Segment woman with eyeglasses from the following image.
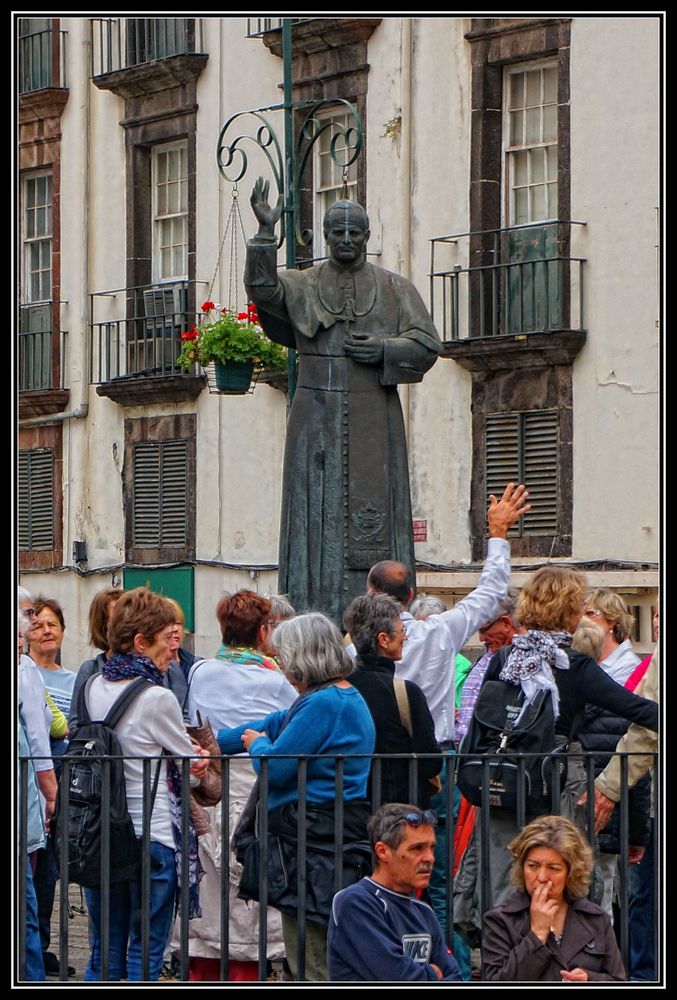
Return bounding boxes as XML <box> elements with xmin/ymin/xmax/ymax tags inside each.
<box><xmin>181</xmin><ymin>590</ymin><xmax>297</xmax><ymax>982</ymax></box>
<box><xmin>81</xmin><ymin>588</ymin><xmax>209</xmax><ymax>981</ymax></box>
<box><xmin>583</xmin><ymin>589</ymin><xmax>642</xmax><ymax>684</ymax></box>
<box><xmin>216</xmin><ymin>611</ymin><xmax>376</xmax><ymax>982</ymax></box>
<box><xmin>482</xmin><ymin>815</ymin><xmax>625</xmax><ymax>981</ymax></box>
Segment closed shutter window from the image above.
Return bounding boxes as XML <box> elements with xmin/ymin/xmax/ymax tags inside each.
<box><xmin>132</xmin><ymin>439</ymin><xmax>188</xmax><ymax>548</ymax></box>
<box><xmin>485</xmin><ymin>410</ymin><xmax>559</xmax><ymax>536</ymax></box>
<box><xmin>18</xmin><ymin>449</ymin><xmax>54</xmax><ymax>550</ymax></box>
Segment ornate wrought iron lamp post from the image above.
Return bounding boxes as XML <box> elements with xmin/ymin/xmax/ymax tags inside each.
<box><xmin>215</xmin><ymin>18</ymin><xmax>363</xmax><ymax>400</ymax></box>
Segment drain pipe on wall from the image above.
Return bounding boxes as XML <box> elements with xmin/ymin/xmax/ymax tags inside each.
<box><xmin>399</xmin><ymin>18</ymin><xmax>413</xmax><ymax>442</ymax></box>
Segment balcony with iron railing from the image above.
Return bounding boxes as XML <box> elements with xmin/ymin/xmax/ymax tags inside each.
<box><xmin>89</xmin><ymin>282</ymin><xmax>206</xmax><ymax>405</ymax></box>
<box><xmin>18</xmin><ymin>26</ymin><xmax>68</xmax><ymax>94</ymax></box>
<box><xmin>430</xmin><ymin>221</ymin><xmax>588</xmax><ymax>371</ymax></box>
<box><xmin>91</xmin><ymin>17</ymin><xmax>204</xmax><ymax>78</ymax></box>
<box><xmin>246</xmin><ymin>17</ymin><xmax>316</xmax><ymax>36</ymax></box>
<box><xmin>18</xmin><ymin>303</ymin><xmax>70</xmax><ymax>418</ymax></box>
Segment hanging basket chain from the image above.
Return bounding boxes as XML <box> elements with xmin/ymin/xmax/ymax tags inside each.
<box><xmin>206</xmin><ymin>184</ymin><xmax>250</xmax><ymax>312</ymax></box>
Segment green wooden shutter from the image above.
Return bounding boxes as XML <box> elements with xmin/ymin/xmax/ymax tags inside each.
<box><xmin>485</xmin><ymin>410</ymin><xmax>559</xmax><ymax>537</ymax></box>
<box><xmin>18</xmin><ymin>449</ymin><xmax>54</xmax><ymax>550</ymax></box>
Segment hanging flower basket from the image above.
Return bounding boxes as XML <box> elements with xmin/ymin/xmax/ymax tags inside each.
<box><xmin>213</xmin><ymin>359</ymin><xmax>255</xmax><ymax>394</ymax></box>
<box><xmin>177</xmin><ymin>301</ymin><xmax>287</xmax><ymax>396</ymax></box>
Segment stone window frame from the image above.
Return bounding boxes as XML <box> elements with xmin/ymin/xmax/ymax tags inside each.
<box><xmin>123</xmin><ymin>414</ymin><xmax>196</xmax><ymax>565</ymax></box>
<box><xmin>466</xmin><ymin>17</ymin><xmax>571</xmax><ymax>238</ymax></box>
<box><xmin>464</xmin><ymin>19</ymin><xmax>574</xmax><ymax>559</ymax></box>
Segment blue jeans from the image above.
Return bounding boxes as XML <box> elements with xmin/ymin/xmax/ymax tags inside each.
<box><xmin>427</xmin><ymin>751</ymin><xmax>472</xmax><ymax>981</ymax></box>
<box><xmin>22</xmin><ymin>855</ymin><xmax>45</xmax><ymax>981</ymax></box>
<box><xmin>628</xmin><ymin>819</ymin><xmax>656</xmax><ymax>980</ymax></box>
<box><xmin>84</xmin><ymin>841</ymin><xmax>177</xmax><ymax>981</ymax></box>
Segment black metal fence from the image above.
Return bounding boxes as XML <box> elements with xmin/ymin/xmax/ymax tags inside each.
<box><xmin>18</xmin><ymin>749</ymin><xmax>659</xmax><ymax>983</ymax></box>
<box><xmin>18</xmin><ymin>26</ymin><xmax>68</xmax><ymax>93</ymax></box>
<box><xmin>429</xmin><ymin>221</ymin><xmax>587</xmax><ymax>343</ymax></box>
<box><xmin>89</xmin><ymin>282</ymin><xmax>200</xmax><ymax>383</ymax></box>
<box><xmin>90</xmin><ymin>18</ymin><xmax>203</xmax><ymax>77</ymax></box>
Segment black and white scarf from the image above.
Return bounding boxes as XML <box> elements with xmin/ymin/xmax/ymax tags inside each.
<box><xmin>499</xmin><ymin>630</ymin><xmax>573</xmax><ymax>719</ymax></box>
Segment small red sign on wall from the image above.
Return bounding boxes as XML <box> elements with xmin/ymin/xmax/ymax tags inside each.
<box><xmin>413</xmin><ymin>519</ymin><xmax>428</xmax><ymax>542</ymax></box>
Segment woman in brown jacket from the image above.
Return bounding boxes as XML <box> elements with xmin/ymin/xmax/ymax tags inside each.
<box><xmin>482</xmin><ymin>815</ymin><xmax>625</xmax><ymax>982</ymax></box>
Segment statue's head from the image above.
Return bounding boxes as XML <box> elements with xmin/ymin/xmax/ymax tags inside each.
<box><xmin>323</xmin><ymin>199</ymin><xmax>370</xmax><ymax>266</ymax></box>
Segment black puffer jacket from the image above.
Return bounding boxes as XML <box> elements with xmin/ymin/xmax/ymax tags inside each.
<box><xmin>577</xmin><ymin>705</ymin><xmax>651</xmax><ymax>852</ymax></box>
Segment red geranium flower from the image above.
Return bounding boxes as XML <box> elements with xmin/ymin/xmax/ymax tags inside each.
<box><xmin>201</xmin><ymin>300</ymin><xmax>216</xmax><ymax>313</ymax></box>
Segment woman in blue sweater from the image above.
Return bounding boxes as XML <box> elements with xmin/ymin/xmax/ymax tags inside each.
<box><xmin>217</xmin><ymin>612</ymin><xmax>375</xmax><ymax>981</ymax></box>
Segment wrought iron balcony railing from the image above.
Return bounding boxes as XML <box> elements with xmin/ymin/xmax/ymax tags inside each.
<box><xmin>89</xmin><ymin>281</ymin><xmax>202</xmax><ymax>384</ymax></box>
<box><xmin>246</xmin><ymin>17</ymin><xmax>315</xmax><ymax>37</ymax></box>
<box><xmin>429</xmin><ymin>221</ymin><xmax>587</xmax><ymax>343</ymax></box>
<box><xmin>91</xmin><ymin>18</ymin><xmax>203</xmax><ymax>77</ymax></box>
<box><xmin>18</xmin><ymin>27</ymin><xmax>67</xmax><ymax>93</ymax></box>
<box><xmin>18</xmin><ymin>304</ymin><xmax>68</xmax><ymax>391</ymax></box>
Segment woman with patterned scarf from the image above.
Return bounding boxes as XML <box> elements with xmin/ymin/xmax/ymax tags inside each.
<box><xmin>182</xmin><ymin>591</ymin><xmax>297</xmax><ymax>981</ymax></box>
<box><xmin>82</xmin><ymin>588</ymin><xmax>209</xmax><ymax>981</ymax></box>
<box><xmin>468</xmin><ymin>566</ymin><xmax>658</xmax><ymax>927</ymax></box>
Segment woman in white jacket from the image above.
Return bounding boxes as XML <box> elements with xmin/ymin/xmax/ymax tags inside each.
<box><xmin>82</xmin><ymin>588</ymin><xmax>208</xmax><ymax>982</ymax></box>
<box><xmin>183</xmin><ymin>590</ymin><xmax>297</xmax><ymax>982</ymax></box>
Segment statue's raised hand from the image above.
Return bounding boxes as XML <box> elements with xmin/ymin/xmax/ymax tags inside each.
<box><xmin>251</xmin><ymin>176</ymin><xmax>283</xmax><ymax>238</ymax></box>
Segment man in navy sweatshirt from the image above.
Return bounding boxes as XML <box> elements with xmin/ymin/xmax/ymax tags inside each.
<box><xmin>328</xmin><ymin>803</ymin><xmax>462</xmax><ymax>981</ymax></box>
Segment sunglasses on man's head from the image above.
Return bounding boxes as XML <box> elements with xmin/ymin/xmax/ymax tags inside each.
<box><xmin>385</xmin><ymin>809</ymin><xmax>437</xmax><ymax>833</ymax></box>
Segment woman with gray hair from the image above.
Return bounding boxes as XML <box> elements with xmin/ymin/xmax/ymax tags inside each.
<box><xmin>216</xmin><ymin>612</ymin><xmax>375</xmax><ymax>981</ymax></box>
<box><xmin>344</xmin><ymin>593</ymin><xmax>440</xmax><ymax>807</ymax></box>
<box><xmin>583</xmin><ymin>589</ymin><xmax>641</xmax><ymax>684</ymax></box>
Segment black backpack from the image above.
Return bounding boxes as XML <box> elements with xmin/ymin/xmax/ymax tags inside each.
<box><xmin>456</xmin><ymin>676</ymin><xmax>566</xmax><ymax>814</ymax></box>
<box><xmin>55</xmin><ymin>675</ymin><xmax>153</xmax><ymax>887</ymax></box>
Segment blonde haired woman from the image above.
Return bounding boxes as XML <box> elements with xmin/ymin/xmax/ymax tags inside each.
<box><xmin>482</xmin><ymin>815</ymin><xmax>625</xmax><ymax>981</ymax></box>
<box><xmin>584</xmin><ymin>589</ymin><xmax>641</xmax><ymax>684</ymax></box>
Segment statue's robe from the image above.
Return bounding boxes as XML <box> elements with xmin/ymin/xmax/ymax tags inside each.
<box><xmin>246</xmin><ymin>239</ymin><xmax>441</xmax><ymax>623</ymax></box>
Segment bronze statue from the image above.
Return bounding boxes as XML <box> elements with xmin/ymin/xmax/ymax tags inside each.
<box><xmin>245</xmin><ymin>177</ymin><xmax>441</xmax><ymax>622</ymax></box>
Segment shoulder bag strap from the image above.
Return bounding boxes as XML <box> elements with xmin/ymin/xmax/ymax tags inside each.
<box><xmin>393</xmin><ymin>678</ymin><xmax>413</xmax><ymax>738</ymax></box>
<box><xmin>183</xmin><ymin>658</ymin><xmax>208</xmax><ymax>713</ymax></box>
<box><xmin>103</xmin><ymin>676</ymin><xmax>154</xmax><ymax>729</ymax></box>
<box><xmin>625</xmin><ymin>654</ymin><xmax>652</xmax><ymax>693</ymax></box>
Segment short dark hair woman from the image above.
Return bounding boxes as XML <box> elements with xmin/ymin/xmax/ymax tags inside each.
<box><xmin>482</xmin><ymin>815</ymin><xmax>625</xmax><ymax>981</ymax></box>
<box><xmin>343</xmin><ymin>593</ymin><xmax>440</xmax><ymax>807</ymax></box>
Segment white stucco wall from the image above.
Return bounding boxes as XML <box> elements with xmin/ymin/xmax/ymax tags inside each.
<box><xmin>19</xmin><ymin>16</ymin><xmax>661</xmax><ymax>670</ymax></box>
<box><xmin>569</xmin><ymin>16</ymin><xmax>660</xmax><ymax>562</ymax></box>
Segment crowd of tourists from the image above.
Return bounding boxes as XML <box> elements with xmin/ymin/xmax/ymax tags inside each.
<box><xmin>17</xmin><ymin>485</ymin><xmax>659</xmax><ymax>983</ymax></box>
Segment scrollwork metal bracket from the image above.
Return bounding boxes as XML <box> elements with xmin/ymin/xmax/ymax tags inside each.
<box><xmin>216</xmin><ymin>98</ymin><xmax>363</xmax><ymax>251</ymax></box>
